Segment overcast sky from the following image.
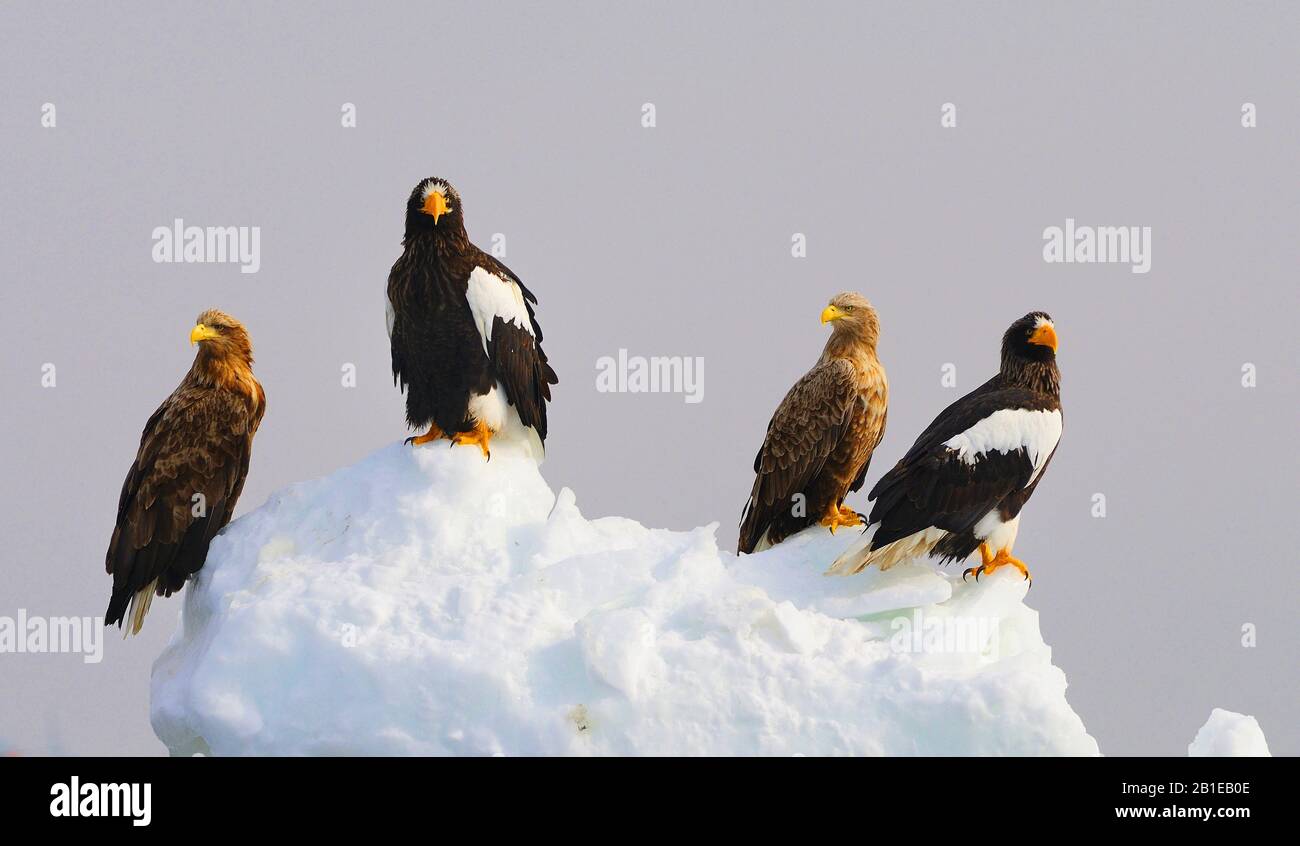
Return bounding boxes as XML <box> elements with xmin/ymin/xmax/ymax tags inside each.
<box><xmin>0</xmin><ymin>1</ymin><xmax>1296</xmax><ymax>755</ymax></box>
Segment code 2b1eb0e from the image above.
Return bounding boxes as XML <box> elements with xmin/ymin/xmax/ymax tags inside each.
<box><xmin>1123</xmin><ymin>782</ymin><xmax>1251</xmax><ymax>796</ymax></box>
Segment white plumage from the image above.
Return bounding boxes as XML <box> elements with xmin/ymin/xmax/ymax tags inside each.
<box><xmin>468</xmin><ymin>383</ymin><xmax>509</xmax><ymax>433</ymax></box>
<box><xmin>465</xmin><ymin>266</ymin><xmax>535</xmax><ymax>355</ymax></box>
<box><xmin>943</xmin><ymin>408</ymin><xmax>1062</xmax><ymax>485</ymax></box>
<box><xmin>421</xmin><ymin>179</ymin><xmax>452</xmax><ymax>201</ymax></box>
<box><xmin>973</xmin><ymin>511</ymin><xmax>1021</xmax><ymax>554</ymax></box>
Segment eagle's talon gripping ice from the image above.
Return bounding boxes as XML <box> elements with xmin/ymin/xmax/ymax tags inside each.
<box><xmin>406</xmin><ymin>422</ymin><xmax>446</xmax><ymax>447</ymax></box>
<box><xmin>963</xmin><ymin>543</ymin><xmax>1032</xmax><ymax>584</ymax></box>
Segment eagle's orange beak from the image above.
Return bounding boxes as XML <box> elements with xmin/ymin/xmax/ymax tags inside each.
<box><xmin>421</xmin><ymin>191</ymin><xmax>450</xmax><ymax>224</ymax></box>
<box><xmin>1029</xmin><ymin>322</ymin><xmax>1058</xmax><ymax>352</ymax></box>
<box><xmin>821</xmin><ymin>305</ymin><xmax>842</xmax><ymax>324</ymax></box>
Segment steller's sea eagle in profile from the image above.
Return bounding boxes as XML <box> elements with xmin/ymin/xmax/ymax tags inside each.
<box><xmin>387</xmin><ymin>177</ymin><xmax>557</xmax><ymax>460</ymax></box>
<box><xmin>827</xmin><ymin>312</ymin><xmax>1061</xmax><ymax>582</ymax></box>
<box><xmin>738</xmin><ymin>292</ymin><xmax>889</xmax><ymax>554</ymax></box>
<box><xmin>105</xmin><ymin>309</ymin><xmax>265</xmax><ymax>635</ymax></box>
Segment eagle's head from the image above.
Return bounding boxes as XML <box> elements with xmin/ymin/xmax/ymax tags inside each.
<box><xmin>1004</xmin><ymin>311</ymin><xmax>1058</xmax><ymax>364</ymax></box>
<box><xmin>190</xmin><ymin>309</ymin><xmax>253</xmax><ymax>365</ymax></box>
<box><xmin>820</xmin><ymin>292</ymin><xmax>879</xmax><ymax>342</ymax></box>
<box><xmin>998</xmin><ymin>310</ymin><xmax>1060</xmax><ymax>374</ymax></box>
<box><xmin>405</xmin><ymin>177</ymin><xmax>464</xmax><ymax>234</ymax></box>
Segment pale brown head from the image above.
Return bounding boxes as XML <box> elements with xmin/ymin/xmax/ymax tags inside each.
<box><xmin>190</xmin><ymin>309</ymin><xmax>253</xmax><ymax>367</ymax></box>
<box><xmin>819</xmin><ymin>292</ymin><xmax>879</xmax><ymax>347</ymax></box>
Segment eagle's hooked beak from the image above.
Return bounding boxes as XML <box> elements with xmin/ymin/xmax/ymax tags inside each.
<box><xmin>421</xmin><ymin>191</ymin><xmax>450</xmax><ymax>224</ymax></box>
<box><xmin>820</xmin><ymin>305</ymin><xmax>843</xmax><ymax>324</ymax></box>
<box><xmin>190</xmin><ymin>324</ymin><xmax>219</xmax><ymax>346</ymax></box>
<box><xmin>1029</xmin><ymin>322</ymin><xmax>1058</xmax><ymax>352</ymax></box>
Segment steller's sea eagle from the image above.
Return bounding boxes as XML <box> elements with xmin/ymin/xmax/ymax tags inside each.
<box><xmin>738</xmin><ymin>292</ymin><xmax>889</xmax><ymax>554</ymax></box>
<box><xmin>105</xmin><ymin>309</ymin><xmax>265</xmax><ymax>634</ymax></box>
<box><xmin>387</xmin><ymin>177</ymin><xmax>557</xmax><ymax>459</ymax></box>
<box><xmin>827</xmin><ymin>312</ymin><xmax>1061</xmax><ymax>582</ymax></box>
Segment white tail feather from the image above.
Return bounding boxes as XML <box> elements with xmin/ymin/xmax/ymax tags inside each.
<box><xmin>826</xmin><ymin>525</ymin><xmax>947</xmax><ymax>576</ymax></box>
<box><xmin>126</xmin><ymin>580</ymin><xmax>157</xmax><ymax>637</ymax></box>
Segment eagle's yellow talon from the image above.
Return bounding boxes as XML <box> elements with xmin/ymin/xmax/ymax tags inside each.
<box><xmin>405</xmin><ymin>423</ymin><xmax>447</xmax><ymax>446</ymax></box>
<box><xmin>963</xmin><ymin>543</ymin><xmax>1032</xmax><ymax>583</ymax></box>
<box><xmin>837</xmin><ymin>504</ymin><xmax>858</xmax><ymax>520</ymax></box>
<box><xmin>820</xmin><ymin>506</ymin><xmax>862</xmax><ymax>534</ymax></box>
<box><xmin>451</xmin><ymin>421</ymin><xmax>493</xmax><ymax>460</ymax></box>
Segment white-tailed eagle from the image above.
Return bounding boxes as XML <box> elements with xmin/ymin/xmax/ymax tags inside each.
<box><xmin>739</xmin><ymin>293</ymin><xmax>888</xmax><ymax>553</ymax></box>
<box><xmin>105</xmin><ymin>310</ymin><xmax>265</xmax><ymax>634</ymax></box>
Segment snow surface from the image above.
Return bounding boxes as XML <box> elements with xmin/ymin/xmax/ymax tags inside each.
<box><xmin>1187</xmin><ymin>709</ymin><xmax>1271</xmax><ymax>757</ymax></box>
<box><xmin>151</xmin><ymin>437</ymin><xmax>1101</xmax><ymax>756</ymax></box>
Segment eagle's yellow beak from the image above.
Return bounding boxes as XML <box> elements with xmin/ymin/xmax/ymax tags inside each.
<box><xmin>421</xmin><ymin>191</ymin><xmax>450</xmax><ymax>224</ymax></box>
<box><xmin>821</xmin><ymin>305</ymin><xmax>842</xmax><ymax>324</ymax></box>
<box><xmin>190</xmin><ymin>324</ymin><xmax>219</xmax><ymax>346</ymax></box>
<box><xmin>1029</xmin><ymin>322</ymin><xmax>1058</xmax><ymax>352</ymax></box>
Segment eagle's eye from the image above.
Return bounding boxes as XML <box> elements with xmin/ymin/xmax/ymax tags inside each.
<box><xmin>841</xmin><ymin>305</ymin><xmax>855</xmax><ymax>312</ymax></box>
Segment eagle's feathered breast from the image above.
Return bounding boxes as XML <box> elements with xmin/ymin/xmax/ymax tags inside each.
<box><xmin>388</xmin><ymin>243</ymin><xmax>495</xmax><ymax>431</ymax></box>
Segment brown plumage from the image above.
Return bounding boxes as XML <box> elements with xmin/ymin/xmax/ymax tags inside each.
<box><xmin>104</xmin><ymin>309</ymin><xmax>265</xmax><ymax>635</ymax></box>
<box><xmin>738</xmin><ymin>293</ymin><xmax>888</xmax><ymax>554</ymax></box>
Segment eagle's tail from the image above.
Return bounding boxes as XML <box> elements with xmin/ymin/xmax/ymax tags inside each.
<box><xmin>105</xmin><ymin>579</ymin><xmax>157</xmax><ymax>637</ymax></box>
<box><xmin>127</xmin><ymin>586</ymin><xmax>156</xmax><ymax>636</ymax></box>
<box><xmin>826</xmin><ymin>525</ymin><xmax>945</xmax><ymax>576</ymax></box>
<box><xmin>521</xmin><ymin>425</ymin><xmax>545</xmax><ymax>464</ymax></box>
<box><xmin>825</xmin><ymin>524</ymin><xmax>879</xmax><ymax>575</ymax></box>
<box><xmin>748</xmin><ymin>528</ymin><xmax>773</xmax><ymax>554</ymax></box>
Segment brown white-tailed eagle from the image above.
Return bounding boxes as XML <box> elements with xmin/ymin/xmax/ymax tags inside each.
<box><xmin>739</xmin><ymin>292</ymin><xmax>889</xmax><ymax>554</ymax></box>
<box><xmin>105</xmin><ymin>309</ymin><xmax>265</xmax><ymax>634</ymax></box>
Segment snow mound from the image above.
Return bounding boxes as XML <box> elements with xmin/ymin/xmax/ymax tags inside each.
<box><xmin>1187</xmin><ymin>709</ymin><xmax>1271</xmax><ymax>757</ymax></box>
<box><xmin>150</xmin><ymin>440</ymin><xmax>1098</xmax><ymax>756</ymax></box>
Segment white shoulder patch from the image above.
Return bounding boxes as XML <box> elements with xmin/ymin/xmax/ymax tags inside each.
<box><xmin>943</xmin><ymin>408</ymin><xmax>1062</xmax><ymax>485</ymax></box>
<box><xmin>465</xmin><ymin>266</ymin><xmax>535</xmax><ymax>355</ymax></box>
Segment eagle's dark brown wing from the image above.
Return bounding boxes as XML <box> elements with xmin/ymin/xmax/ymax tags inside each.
<box><xmin>866</xmin><ymin>384</ymin><xmax>1058</xmax><ymax>553</ymax></box>
<box><xmin>105</xmin><ymin>381</ymin><xmax>263</xmax><ymax>633</ymax></box>
<box><xmin>738</xmin><ymin>359</ymin><xmax>858</xmax><ymax>553</ymax></box>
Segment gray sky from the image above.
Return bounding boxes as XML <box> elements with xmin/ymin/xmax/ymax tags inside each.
<box><xmin>0</xmin><ymin>1</ymin><xmax>1296</xmax><ymax>756</ymax></box>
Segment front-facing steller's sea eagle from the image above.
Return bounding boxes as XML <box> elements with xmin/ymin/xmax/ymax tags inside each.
<box><xmin>828</xmin><ymin>312</ymin><xmax>1061</xmax><ymax>582</ymax></box>
<box><xmin>738</xmin><ymin>292</ymin><xmax>889</xmax><ymax>554</ymax></box>
<box><xmin>387</xmin><ymin>177</ymin><xmax>558</xmax><ymax>459</ymax></box>
<box><xmin>105</xmin><ymin>310</ymin><xmax>265</xmax><ymax>635</ymax></box>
